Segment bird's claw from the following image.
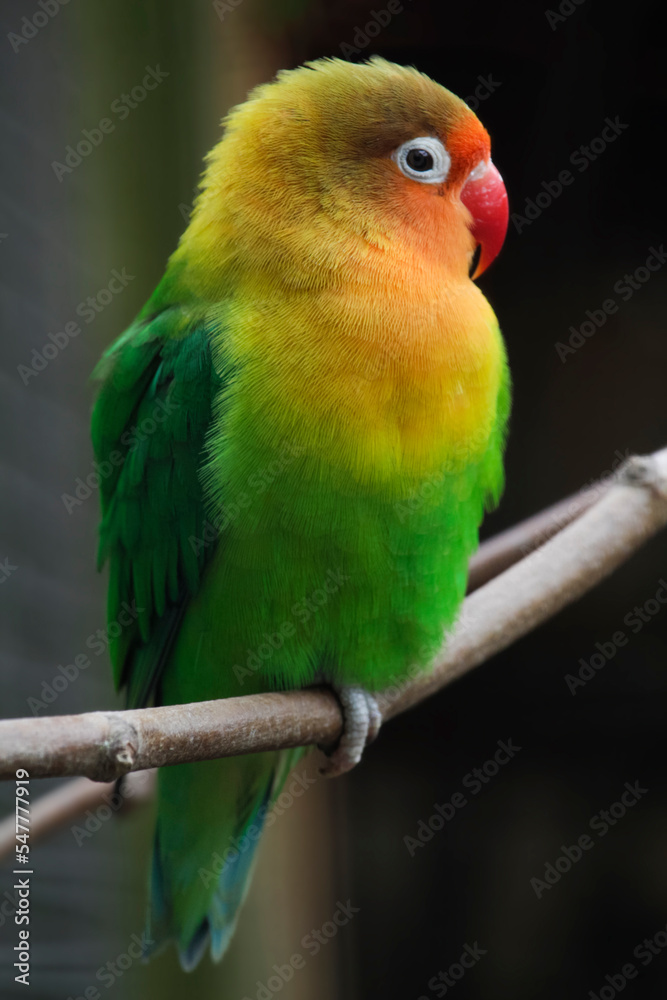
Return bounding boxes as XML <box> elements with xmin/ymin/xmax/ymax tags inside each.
<box><xmin>319</xmin><ymin>685</ymin><xmax>382</xmax><ymax>778</ymax></box>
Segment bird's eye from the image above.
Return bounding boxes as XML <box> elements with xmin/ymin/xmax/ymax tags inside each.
<box><xmin>406</xmin><ymin>148</ymin><xmax>434</xmax><ymax>171</ymax></box>
<box><xmin>392</xmin><ymin>136</ymin><xmax>450</xmax><ymax>184</ymax></box>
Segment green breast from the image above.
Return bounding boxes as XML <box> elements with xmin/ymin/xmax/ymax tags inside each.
<box><xmin>164</xmin><ymin>408</ymin><xmax>507</xmax><ymax>702</ymax></box>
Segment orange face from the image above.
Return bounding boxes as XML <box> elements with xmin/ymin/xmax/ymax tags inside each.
<box><xmin>344</xmin><ymin>97</ymin><xmax>506</xmax><ymax>282</ymax></box>
<box><xmin>179</xmin><ymin>57</ymin><xmax>507</xmax><ymax>297</ymax></box>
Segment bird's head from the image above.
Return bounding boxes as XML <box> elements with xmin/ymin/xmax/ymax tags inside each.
<box><xmin>178</xmin><ymin>57</ymin><xmax>508</xmax><ymax>294</ymax></box>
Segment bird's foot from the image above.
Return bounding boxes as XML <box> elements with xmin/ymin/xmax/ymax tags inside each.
<box><xmin>319</xmin><ymin>685</ymin><xmax>382</xmax><ymax>777</ymax></box>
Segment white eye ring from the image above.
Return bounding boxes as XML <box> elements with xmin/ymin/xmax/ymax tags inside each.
<box><xmin>392</xmin><ymin>136</ymin><xmax>451</xmax><ymax>184</ymax></box>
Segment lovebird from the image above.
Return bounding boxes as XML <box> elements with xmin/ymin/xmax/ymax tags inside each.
<box><xmin>92</xmin><ymin>57</ymin><xmax>510</xmax><ymax>969</ymax></box>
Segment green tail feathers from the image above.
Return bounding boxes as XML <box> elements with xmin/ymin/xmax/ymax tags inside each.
<box><xmin>147</xmin><ymin>750</ymin><xmax>302</xmax><ymax>969</ymax></box>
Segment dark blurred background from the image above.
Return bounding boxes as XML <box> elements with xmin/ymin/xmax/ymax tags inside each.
<box><xmin>1</xmin><ymin>0</ymin><xmax>666</xmax><ymax>997</ymax></box>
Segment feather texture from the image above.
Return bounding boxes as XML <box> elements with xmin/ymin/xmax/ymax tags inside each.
<box><xmin>93</xmin><ymin>57</ymin><xmax>510</xmax><ymax>967</ymax></box>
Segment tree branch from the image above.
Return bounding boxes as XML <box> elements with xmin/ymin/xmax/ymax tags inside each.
<box><xmin>2</xmin><ymin>449</ymin><xmax>666</xmax><ymax>781</ymax></box>
<box><xmin>0</xmin><ymin>771</ymin><xmax>155</xmax><ymax>860</ymax></box>
<box><xmin>466</xmin><ymin>478</ymin><xmax>610</xmax><ymax>591</ymax></box>
<box><xmin>1</xmin><ymin>449</ymin><xmax>666</xmax><ymax>856</ymax></box>
<box><xmin>0</xmin><ymin>484</ymin><xmax>592</xmax><ymax>859</ymax></box>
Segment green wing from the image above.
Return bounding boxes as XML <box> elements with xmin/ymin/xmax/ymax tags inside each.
<box><xmin>91</xmin><ymin>305</ymin><xmax>222</xmax><ymax>707</ymax></box>
<box><xmin>92</xmin><ymin>306</ymin><xmax>298</xmax><ymax>968</ymax></box>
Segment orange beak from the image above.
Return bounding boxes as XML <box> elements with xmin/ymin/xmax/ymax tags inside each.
<box><xmin>460</xmin><ymin>161</ymin><xmax>509</xmax><ymax>279</ymax></box>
